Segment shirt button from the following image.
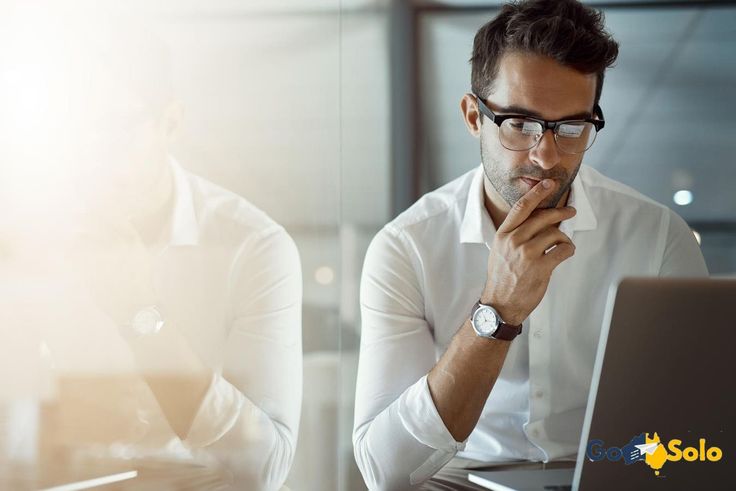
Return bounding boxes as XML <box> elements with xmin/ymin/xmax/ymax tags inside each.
<box><xmin>533</xmin><ymin>330</ymin><xmax>542</xmax><ymax>339</ymax></box>
<box><xmin>532</xmin><ymin>429</ymin><xmax>540</xmax><ymax>438</ymax></box>
<box><xmin>535</xmin><ymin>390</ymin><xmax>544</xmax><ymax>398</ymax></box>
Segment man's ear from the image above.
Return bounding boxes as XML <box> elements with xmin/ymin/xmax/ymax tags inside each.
<box><xmin>460</xmin><ymin>93</ymin><xmax>482</xmax><ymax>138</ymax></box>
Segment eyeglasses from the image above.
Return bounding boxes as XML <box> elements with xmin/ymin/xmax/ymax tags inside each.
<box><xmin>474</xmin><ymin>94</ymin><xmax>605</xmax><ymax>154</ymax></box>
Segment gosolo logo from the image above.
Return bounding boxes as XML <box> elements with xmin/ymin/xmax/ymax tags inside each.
<box><xmin>586</xmin><ymin>432</ymin><xmax>723</xmax><ymax>476</ymax></box>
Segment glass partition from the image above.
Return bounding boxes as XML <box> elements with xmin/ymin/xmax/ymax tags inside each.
<box><xmin>1</xmin><ymin>2</ymin><xmax>733</xmax><ymax>491</ymax></box>
<box><xmin>0</xmin><ymin>1</ymin><xmax>342</xmax><ymax>489</ymax></box>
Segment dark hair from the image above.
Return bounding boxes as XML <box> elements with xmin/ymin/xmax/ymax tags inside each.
<box><xmin>471</xmin><ymin>0</ymin><xmax>619</xmax><ymax>106</ymax></box>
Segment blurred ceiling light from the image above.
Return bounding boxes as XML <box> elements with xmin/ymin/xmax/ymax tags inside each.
<box><xmin>0</xmin><ymin>7</ymin><xmax>82</xmax><ymax>218</ymax></box>
<box><xmin>314</xmin><ymin>266</ymin><xmax>335</xmax><ymax>286</ymax></box>
<box><xmin>673</xmin><ymin>190</ymin><xmax>693</xmax><ymax>206</ymax></box>
<box><xmin>0</xmin><ymin>4</ymin><xmax>117</xmax><ymax>231</ymax></box>
<box><xmin>692</xmin><ymin>230</ymin><xmax>701</xmax><ymax>246</ymax></box>
<box><xmin>0</xmin><ymin>4</ymin><xmax>69</xmax><ymax>127</ymax></box>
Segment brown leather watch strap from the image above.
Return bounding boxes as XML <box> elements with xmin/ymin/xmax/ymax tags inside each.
<box><xmin>492</xmin><ymin>322</ymin><xmax>523</xmax><ymax>341</ymax></box>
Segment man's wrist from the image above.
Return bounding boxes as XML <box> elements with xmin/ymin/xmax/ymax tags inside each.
<box><xmin>479</xmin><ymin>291</ymin><xmax>524</xmax><ymax>326</ymax></box>
<box><xmin>118</xmin><ymin>305</ymin><xmax>165</xmax><ymax>344</ymax></box>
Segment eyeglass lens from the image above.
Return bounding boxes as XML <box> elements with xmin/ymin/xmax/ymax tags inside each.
<box><xmin>499</xmin><ymin>118</ymin><xmax>597</xmax><ymax>154</ymax></box>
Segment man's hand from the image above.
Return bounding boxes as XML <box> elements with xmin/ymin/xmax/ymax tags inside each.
<box><xmin>482</xmin><ymin>179</ymin><xmax>577</xmax><ymax>325</ymax></box>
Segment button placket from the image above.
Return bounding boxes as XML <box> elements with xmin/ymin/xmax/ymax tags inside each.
<box><xmin>528</xmin><ymin>295</ymin><xmax>552</xmax><ymax>422</ymax></box>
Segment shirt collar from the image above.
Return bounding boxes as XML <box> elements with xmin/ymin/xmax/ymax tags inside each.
<box><xmin>166</xmin><ymin>156</ymin><xmax>200</xmax><ymax>247</ymax></box>
<box><xmin>459</xmin><ymin>165</ymin><xmax>495</xmax><ymax>246</ymax></box>
<box><xmin>562</xmin><ymin>164</ymin><xmax>598</xmax><ymax>235</ymax></box>
<box><xmin>459</xmin><ymin>164</ymin><xmax>597</xmax><ymax>247</ymax></box>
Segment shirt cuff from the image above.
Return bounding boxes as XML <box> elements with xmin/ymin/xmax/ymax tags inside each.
<box><xmin>398</xmin><ymin>375</ymin><xmax>467</xmax><ymax>453</ymax></box>
<box><xmin>183</xmin><ymin>373</ymin><xmax>245</xmax><ymax>447</ymax></box>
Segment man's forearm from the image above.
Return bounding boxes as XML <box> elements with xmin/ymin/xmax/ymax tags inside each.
<box><xmin>428</xmin><ymin>180</ymin><xmax>571</xmax><ymax>443</ymax></box>
<box><xmin>427</xmin><ymin>319</ymin><xmax>512</xmax><ymax>442</ymax></box>
<box><xmin>127</xmin><ymin>324</ymin><xmax>212</xmax><ymax>439</ymax></box>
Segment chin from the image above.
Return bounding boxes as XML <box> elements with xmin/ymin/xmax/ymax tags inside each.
<box><xmin>507</xmin><ymin>190</ymin><xmax>561</xmax><ymax>210</ymax></box>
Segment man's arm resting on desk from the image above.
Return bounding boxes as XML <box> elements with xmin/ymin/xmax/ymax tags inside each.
<box><xmin>354</xmin><ymin>228</ymin><xmax>466</xmax><ymax>490</ymax></box>
<box><xmin>130</xmin><ymin>226</ymin><xmax>302</xmax><ymax>490</ymax></box>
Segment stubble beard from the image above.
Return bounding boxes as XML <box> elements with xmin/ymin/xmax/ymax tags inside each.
<box><xmin>480</xmin><ymin>136</ymin><xmax>580</xmax><ymax>210</ymax></box>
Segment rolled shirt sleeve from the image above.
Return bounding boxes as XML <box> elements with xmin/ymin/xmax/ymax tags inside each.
<box><xmin>353</xmin><ymin>226</ymin><xmax>464</xmax><ymax>490</ymax></box>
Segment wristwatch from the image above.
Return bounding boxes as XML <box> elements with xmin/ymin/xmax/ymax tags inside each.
<box><xmin>120</xmin><ymin>305</ymin><xmax>165</xmax><ymax>341</ymax></box>
<box><xmin>470</xmin><ymin>301</ymin><xmax>522</xmax><ymax>341</ymax></box>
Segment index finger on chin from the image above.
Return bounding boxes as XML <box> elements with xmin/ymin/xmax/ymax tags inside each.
<box><xmin>497</xmin><ymin>179</ymin><xmax>556</xmax><ymax>233</ymax></box>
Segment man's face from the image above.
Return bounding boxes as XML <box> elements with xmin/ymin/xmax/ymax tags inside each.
<box><xmin>471</xmin><ymin>51</ymin><xmax>597</xmax><ymax>210</ymax></box>
<box><xmin>74</xmin><ymin>68</ymin><xmax>173</xmax><ymax>216</ymax></box>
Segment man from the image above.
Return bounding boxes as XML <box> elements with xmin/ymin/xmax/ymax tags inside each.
<box><xmin>353</xmin><ymin>1</ymin><xmax>707</xmax><ymax>489</ymax></box>
<box><xmin>0</xmin><ymin>17</ymin><xmax>301</xmax><ymax>491</ymax></box>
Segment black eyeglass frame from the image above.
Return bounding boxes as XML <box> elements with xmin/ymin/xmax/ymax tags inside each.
<box><xmin>473</xmin><ymin>93</ymin><xmax>606</xmax><ymax>152</ymax></box>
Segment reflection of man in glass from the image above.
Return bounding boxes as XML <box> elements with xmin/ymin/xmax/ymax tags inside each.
<box><xmin>353</xmin><ymin>1</ymin><xmax>707</xmax><ymax>489</ymax></box>
<box><xmin>0</xmin><ymin>18</ymin><xmax>301</xmax><ymax>491</ymax></box>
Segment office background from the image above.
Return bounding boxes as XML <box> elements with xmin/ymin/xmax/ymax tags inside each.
<box><xmin>1</xmin><ymin>0</ymin><xmax>732</xmax><ymax>490</ymax></box>
<box><xmin>147</xmin><ymin>0</ymin><xmax>736</xmax><ymax>489</ymax></box>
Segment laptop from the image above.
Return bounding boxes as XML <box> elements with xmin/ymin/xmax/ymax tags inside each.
<box><xmin>468</xmin><ymin>277</ymin><xmax>735</xmax><ymax>491</ymax></box>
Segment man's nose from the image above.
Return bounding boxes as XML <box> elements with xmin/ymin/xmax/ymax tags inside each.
<box><xmin>529</xmin><ymin>129</ymin><xmax>561</xmax><ymax>170</ymax></box>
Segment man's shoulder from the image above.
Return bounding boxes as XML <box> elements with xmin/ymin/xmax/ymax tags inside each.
<box><xmin>184</xmin><ymin>169</ymin><xmax>286</xmax><ymax>242</ymax></box>
<box><xmin>386</xmin><ymin>166</ymin><xmax>478</xmax><ymax>236</ymax></box>
<box><xmin>580</xmin><ymin>165</ymin><xmax>669</xmax><ymax>215</ymax></box>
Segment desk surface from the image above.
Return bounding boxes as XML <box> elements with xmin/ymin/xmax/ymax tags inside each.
<box><xmin>0</xmin><ymin>458</ymin><xmax>233</xmax><ymax>491</ymax></box>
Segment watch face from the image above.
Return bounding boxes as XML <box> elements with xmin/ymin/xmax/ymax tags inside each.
<box><xmin>131</xmin><ymin>307</ymin><xmax>164</xmax><ymax>336</ymax></box>
<box><xmin>473</xmin><ymin>306</ymin><xmax>499</xmax><ymax>336</ymax></box>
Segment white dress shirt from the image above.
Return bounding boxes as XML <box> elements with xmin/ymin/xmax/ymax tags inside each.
<box><xmin>353</xmin><ymin>164</ymin><xmax>707</xmax><ymax>490</ymax></box>
<box><xmin>161</xmin><ymin>160</ymin><xmax>303</xmax><ymax>489</ymax></box>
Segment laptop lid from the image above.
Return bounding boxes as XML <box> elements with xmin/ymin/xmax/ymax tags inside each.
<box><xmin>573</xmin><ymin>277</ymin><xmax>734</xmax><ymax>490</ymax></box>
